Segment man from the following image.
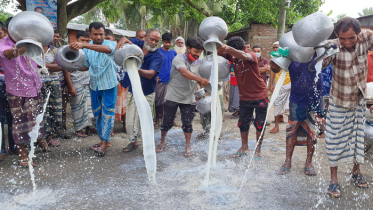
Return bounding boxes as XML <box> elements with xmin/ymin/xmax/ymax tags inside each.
<box><xmin>119</xmin><ymin>29</ymin><xmax>163</xmax><ymax>153</ymax></box>
<box><xmin>175</xmin><ymin>36</ymin><xmax>186</xmax><ymax>55</ymax></box>
<box><xmin>271</xmin><ymin>53</ymin><xmax>325</xmax><ymax>177</ymax></box>
<box><xmin>105</xmin><ymin>29</ymin><xmax>127</xmax><ymax>134</ymax></box>
<box><xmin>0</xmin><ymin>17</ymin><xmax>49</xmax><ymax>167</ymax></box>
<box><xmin>70</xmin><ymin>22</ymin><xmax>119</xmax><ymax>156</ymax></box>
<box><xmin>244</xmin><ymin>42</ymin><xmax>251</xmax><ymax>53</ymax></box>
<box><xmin>64</xmin><ymin>31</ymin><xmax>95</xmax><ymax>138</ymax></box>
<box><xmin>155</xmin><ymin>37</ymin><xmax>209</xmax><ymax>156</ymax></box>
<box><xmin>269</xmin><ymin>41</ymin><xmax>291</xmax><ymax>134</ymax></box>
<box><xmin>0</xmin><ymin>21</ymin><xmax>16</xmax><ymax>161</ymax></box>
<box><xmin>34</xmin><ymin>7</ymin><xmax>44</xmax><ymax>15</ymax></box>
<box><xmin>324</xmin><ymin>17</ymin><xmax>373</xmax><ymax>198</ymax></box>
<box><xmin>130</xmin><ymin>30</ymin><xmax>146</xmax><ymax>42</ymax></box>
<box><xmin>218</xmin><ymin>37</ymin><xmax>268</xmax><ymax>159</ymax></box>
<box><xmin>252</xmin><ymin>45</ymin><xmax>270</xmax><ymax>84</ymax></box>
<box><xmin>154</xmin><ymin>32</ymin><xmax>177</xmax><ymax>129</ymax></box>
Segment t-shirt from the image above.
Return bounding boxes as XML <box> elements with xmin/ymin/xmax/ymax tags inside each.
<box><xmin>164</xmin><ymin>54</ymin><xmax>200</xmax><ymax>104</ymax></box>
<box><xmin>225</xmin><ymin>51</ymin><xmax>268</xmax><ymax>101</ymax></box>
<box><xmin>158</xmin><ymin>48</ymin><xmax>177</xmax><ymax>84</ymax></box>
<box><xmin>321</xmin><ymin>64</ymin><xmax>333</xmax><ymax>96</ymax></box>
<box><xmin>121</xmin><ymin>39</ymin><xmax>164</xmax><ymax>95</ymax></box>
<box><xmin>71</xmin><ymin>71</ymin><xmax>90</xmax><ymax>85</ymax></box>
<box><xmin>288</xmin><ymin>55</ymin><xmax>325</xmax><ymax>106</ymax></box>
<box><xmin>275</xmin><ymin>70</ymin><xmax>291</xmax><ymax>85</ymax></box>
<box><xmin>258</xmin><ymin>57</ymin><xmax>269</xmax><ymax>83</ymax></box>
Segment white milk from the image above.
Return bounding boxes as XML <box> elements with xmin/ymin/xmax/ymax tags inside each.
<box><xmin>27</xmin><ymin>90</ymin><xmax>50</xmax><ymax>194</ymax></box>
<box><xmin>125</xmin><ymin>58</ymin><xmax>157</xmax><ymax>183</ymax></box>
<box><xmin>204</xmin><ymin>44</ymin><xmax>222</xmax><ymax>185</ymax></box>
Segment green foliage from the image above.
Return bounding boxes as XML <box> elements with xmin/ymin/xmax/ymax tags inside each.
<box><xmin>0</xmin><ymin>9</ymin><xmax>13</xmax><ymax>23</ymax></box>
<box><xmin>358</xmin><ymin>7</ymin><xmax>373</xmax><ymax>17</ymax></box>
<box><xmin>334</xmin><ymin>13</ymin><xmax>347</xmax><ymax>23</ymax></box>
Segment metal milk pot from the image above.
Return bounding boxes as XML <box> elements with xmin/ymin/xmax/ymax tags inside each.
<box><xmin>114</xmin><ymin>44</ymin><xmax>144</xmax><ymax>71</ymax></box>
<box><xmin>198</xmin><ymin>17</ymin><xmax>228</xmax><ymax>51</ymax></box>
<box><xmin>8</xmin><ymin>11</ymin><xmax>54</xmax><ymax>57</ymax></box>
<box><xmin>55</xmin><ymin>45</ymin><xmax>87</xmax><ymax>72</ymax></box>
<box><xmin>198</xmin><ymin>55</ymin><xmax>230</xmax><ymax>81</ymax></box>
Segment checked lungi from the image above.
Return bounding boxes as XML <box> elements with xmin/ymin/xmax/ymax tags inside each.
<box><xmin>325</xmin><ymin>95</ymin><xmax>365</xmax><ymax>167</ymax></box>
<box><xmin>70</xmin><ymin>84</ymin><xmax>94</xmax><ymax>131</ymax></box>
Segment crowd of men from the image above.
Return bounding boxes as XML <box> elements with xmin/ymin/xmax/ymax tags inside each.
<box><xmin>0</xmin><ymin>15</ymin><xmax>372</xmax><ymax>198</ymax></box>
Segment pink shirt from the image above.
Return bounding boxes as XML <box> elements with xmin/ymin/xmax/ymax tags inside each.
<box><xmin>0</xmin><ymin>36</ymin><xmax>42</xmax><ymax>97</ymax></box>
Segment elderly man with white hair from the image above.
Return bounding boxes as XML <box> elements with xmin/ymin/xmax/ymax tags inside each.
<box><xmin>174</xmin><ymin>36</ymin><xmax>186</xmax><ymax>55</ymax></box>
<box><xmin>269</xmin><ymin>41</ymin><xmax>291</xmax><ymax>134</ymax></box>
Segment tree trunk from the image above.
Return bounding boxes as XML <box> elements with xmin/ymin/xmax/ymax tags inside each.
<box><xmin>184</xmin><ymin>20</ymin><xmax>188</xmax><ymax>38</ymax></box>
<box><xmin>171</xmin><ymin>26</ymin><xmax>176</xmax><ymax>38</ymax></box>
<box><xmin>277</xmin><ymin>0</ymin><xmax>287</xmax><ymax>40</ymax></box>
<box><xmin>57</xmin><ymin>0</ymin><xmax>68</xmax><ymax>38</ymax></box>
<box><xmin>193</xmin><ymin>22</ymin><xmax>199</xmax><ymax>37</ymax></box>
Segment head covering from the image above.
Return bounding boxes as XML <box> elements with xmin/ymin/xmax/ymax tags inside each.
<box><xmin>273</xmin><ymin>41</ymin><xmax>279</xmax><ymax>46</ymax></box>
<box><xmin>175</xmin><ymin>36</ymin><xmax>185</xmax><ymax>42</ymax></box>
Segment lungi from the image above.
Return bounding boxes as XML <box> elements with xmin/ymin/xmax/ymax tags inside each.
<box><xmin>70</xmin><ymin>84</ymin><xmax>94</xmax><ymax>131</ymax></box>
<box><xmin>126</xmin><ymin>92</ymin><xmax>155</xmax><ymax>143</ymax></box>
<box><xmin>7</xmin><ymin>92</ymin><xmax>46</xmax><ymax>144</ymax></box>
<box><xmin>325</xmin><ymin>96</ymin><xmax>365</xmax><ymax>167</ymax></box>
<box><xmin>155</xmin><ymin>83</ymin><xmax>168</xmax><ymax>119</ymax></box>
<box><xmin>41</xmin><ymin>80</ymin><xmax>64</xmax><ymax>135</ymax></box>
<box><xmin>90</xmin><ymin>86</ymin><xmax>117</xmax><ymax>142</ymax></box>
<box><xmin>228</xmin><ymin>85</ymin><xmax>240</xmax><ymax>113</ymax></box>
<box><xmin>274</xmin><ymin>83</ymin><xmax>291</xmax><ymax>116</ymax></box>
<box><xmin>115</xmin><ymin>84</ymin><xmax>128</xmax><ymax>121</ymax></box>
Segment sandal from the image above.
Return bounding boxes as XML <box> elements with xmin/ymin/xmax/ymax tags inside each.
<box><xmin>270</xmin><ymin>126</ymin><xmax>279</xmax><ymax>134</ymax></box>
<box><xmin>197</xmin><ymin>132</ymin><xmax>208</xmax><ymax>140</ymax></box>
<box><xmin>89</xmin><ymin>144</ymin><xmax>100</xmax><ymax>150</ymax></box>
<box><xmin>277</xmin><ymin>166</ymin><xmax>291</xmax><ymax>175</ymax></box>
<box><xmin>93</xmin><ymin>146</ymin><xmax>106</xmax><ymax>156</ymax></box>
<box><xmin>76</xmin><ymin>131</ymin><xmax>88</xmax><ymax>138</ymax></box>
<box><xmin>155</xmin><ymin>143</ymin><xmax>167</xmax><ymax>153</ymax></box>
<box><xmin>232</xmin><ymin>152</ymin><xmax>248</xmax><ymax>158</ymax></box>
<box><xmin>173</xmin><ymin>122</ymin><xmax>181</xmax><ymax>127</ymax></box>
<box><xmin>18</xmin><ymin>159</ymin><xmax>36</xmax><ymax>168</ymax></box>
<box><xmin>123</xmin><ymin>142</ymin><xmax>139</xmax><ymax>153</ymax></box>
<box><xmin>304</xmin><ymin>167</ymin><xmax>317</xmax><ymax>176</ymax></box>
<box><xmin>60</xmin><ymin>133</ymin><xmax>72</xmax><ymax>139</ymax></box>
<box><xmin>327</xmin><ymin>183</ymin><xmax>341</xmax><ymax>198</ymax></box>
<box><xmin>351</xmin><ymin>174</ymin><xmax>369</xmax><ymax>189</ymax></box>
<box><xmin>48</xmin><ymin>139</ymin><xmax>61</xmax><ymax>147</ymax></box>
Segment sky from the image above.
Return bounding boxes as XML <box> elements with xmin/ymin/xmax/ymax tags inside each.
<box><xmin>319</xmin><ymin>0</ymin><xmax>373</xmax><ymax>19</ymax></box>
<box><xmin>2</xmin><ymin>0</ymin><xmax>373</xmax><ymax>19</ymax></box>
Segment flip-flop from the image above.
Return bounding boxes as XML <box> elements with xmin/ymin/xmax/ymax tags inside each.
<box><xmin>155</xmin><ymin>143</ymin><xmax>167</xmax><ymax>153</ymax></box>
<box><xmin>351</xmin><ymin>174</ymin><xmax>369</xmax><ymax>189</ymax></box>
<box><xmin>123</xmin><ymin>142</ymin><xmax>139</xmax><ymax>153</ymax></box>
<box><xmin>76</xmin><ymin>132</ymin><xmax>88</xmax><ymax>138</ymax></box>
<box><xmin>277</xmin><ymin>166</ymin><xmax>291</xmax><ymax>175</ymax></box>
<box><xmin>232</xmin><ymin>152</ymin><xmax>248</xmax><ymax>158</ymax></box>
<box><xmin>327</xmin><ymin>183</ymin><xmax>341</xmax><ymax>198</ymax></box>
<box><xmin>93</xmin><ymin>146</ymin><xmax>106</xmax><ymax>156</ymax></box>
<box><xmin>89</xmin><ymin>144</ymin><xmax>100</xmax><ymax>150</ymax></box>
<box><xmin>173</xmin><ymin>122</ymin><xmax>181</xmax><ymax>127</ymax></box>
<box><xmin>253</xmin><ymin>157</ymin><xmax>261</xmax><ymax>160</ymax></box>
<box><xmin>304</xmin><ymin>167</ymin><xmax>317</xmax><ymax>176</ymax></box>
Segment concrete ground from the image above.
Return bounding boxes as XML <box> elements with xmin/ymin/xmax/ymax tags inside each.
<box><xmin>0</xmin><ymin>103</ymin><xmax>372</xmax><ymax>210</ymax></box>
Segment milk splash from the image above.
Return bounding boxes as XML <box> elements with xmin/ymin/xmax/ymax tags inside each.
<box><xmin>204</xmin><ymin>43</ymin><xmax>222</xmax><ymax>185</ymax></box>
<box><xmin>27</xmin><ymin>89</ymin><xmax>50</xmax><ymax>194</ymax></box>
<box><xmin>125</xmin><ymin>58</ymin><xmax>157</xmax><ymax>183</ymax></box>
<box><xmin>237</xmin><ymin>70</ymin><xmax>287</xmax><ymax>197</ymax></box>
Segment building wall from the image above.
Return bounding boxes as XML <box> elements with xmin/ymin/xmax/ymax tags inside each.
<box><xmin>247</xmin><ymin>24</ymin><xmax>278</xmax><ymax>60</ymax></box>
<box><xmin>69</xmin><ymin>30</ymin><xmax>78</xmax><ymax>43</ymax></box>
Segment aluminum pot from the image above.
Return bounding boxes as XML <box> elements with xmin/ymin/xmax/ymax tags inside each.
<box><xmin>55</xmin><ymin>45</ymin><xmax>87</xmax><ymax>72</ymax></box>
<box><xmin>198</xmin><ymin>55</ymin><xmax>230</xmax><ymax>81</ymax></box>
<box><xmin>8</xmin><ymin>11</ymin><xmax>54</xmax><ymax>57</ymax></box>
<box><xmin>271</xmin><ymin>31</ymin><xmax>315</xmax><ymax>70</ymax></box>
<box><xmin>197</xmin><ymin>96</ymin><xmax>211</xmax><ymax>114</ymax></box>
<box><xmin>114</xmin><ymin>44</ymin><xmax>144</xmax><ymax>71</ymax></box>
<box><xmin>292</xmin><ymin>12</ymin><xmax>334</xmax><ymax>48</ymax></box>
<box><xmin>204</xmin><ymin>83</ymin><xmax>222</xmax><ymax>92</ymax></box>
<box><xmin>198</xmin><ymin>16</ymin><xmax>228</xmax><ymax>51</ymax></box>
<box><xmin>195</xmin><ymin>88</ymin><xmax>206</xmax><ymax>98</ymax></box>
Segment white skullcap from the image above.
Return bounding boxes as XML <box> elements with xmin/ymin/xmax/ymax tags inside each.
<box><xmin>175</xmin><ymin>36</ymin><xmax>185</xmax><ymax>42</ymax></box>
<box><xmin>273</xmin><ymin>41</ymin><xmax>279</xmax><ymax>46</ymax></box>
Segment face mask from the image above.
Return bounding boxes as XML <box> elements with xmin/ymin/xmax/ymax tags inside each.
<box><xmin>256</xmin><ymin>52</ymin><xmax>261</xmax><ymax>58</ymax></box>
<box><xmin>188</xmin><ymin>52</ymin><xmax>198</xmax><ymax>61</ymax></box>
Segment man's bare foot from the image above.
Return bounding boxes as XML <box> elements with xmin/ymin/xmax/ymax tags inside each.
<box><xmin>185</xmin><ymin>145</ymin><xmax>193</xmax><ymax>157</ymax></box>
<box><xmin>270</xmin><ymin>126</ymin><xmax>279</xmax><ymax>134</ymax></box>
<box><xmin>155</xmin><ymin>143</ymin><xmax>167</xmax><ymax>153</ymax></box>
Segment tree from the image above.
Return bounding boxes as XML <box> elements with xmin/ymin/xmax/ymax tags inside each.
<box><xmin>333</xmin><ymin>13</ymin><xmax>347</xmax><ymax>23</ymax></box>
<box><xmin>358</xmin><ymin>7</ymin><xmax>373</xmax><ymax>17</ymax></box>
<box><xmin>0</xmin><ymin>9</ymin><xmax>13</xmax><ymax>22</ymax></box>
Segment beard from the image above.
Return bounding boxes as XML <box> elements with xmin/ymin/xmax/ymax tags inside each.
<box><xmin>144</xmin><ymin>40</ymin><xmax>158</xmax><ymax>52</ymax></box>
<box><xmin>174</xmin><ymin>45</ymin><xmax>186</xmax><ymax>55</ymax></box>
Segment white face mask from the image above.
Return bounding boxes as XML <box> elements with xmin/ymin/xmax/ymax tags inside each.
<box><xmin>256</xmin><ymin>52</ymin><xmax>261</xmax><ymax>58</ymax></box>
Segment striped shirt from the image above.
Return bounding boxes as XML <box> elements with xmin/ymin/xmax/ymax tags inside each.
<box><xmin>329</xmin><ymin>29</ymin><xmax>373</xmax><ymax>109</ymax></box>
<box><xmin>84</xmin><ymin>40</ymin><xmax>118</xmax><ymax>91</ymax></box>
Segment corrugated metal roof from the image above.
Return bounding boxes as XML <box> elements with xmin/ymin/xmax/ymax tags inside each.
<box><xmin>67</xmin><ymin>23</ymin><xmax>136</xmax><ymax>37</ymax></box>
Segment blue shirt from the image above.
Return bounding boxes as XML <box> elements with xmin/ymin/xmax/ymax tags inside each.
<box><xmin>84</xmin><ymin>40</ymin><xmax>118</xmax><ymax>91</ymax></box>
<box><xmin>288</xmin><ymin>55</ymin><xmax>325</xmax><ymax>106</ymax></box>
<box><xmin>158</xmin><ymin>48</ymin><xmax>177</xmax><ymax>84</ymax></box>
<box><xmin>321</xmin><ymin>64</ymin><xmax>333</xmax><ymax>96</ymax></box>
<box><xmin>121</xmin><ymin>39</ymin><xmax>164</xmax><ymax>95</ymax></box>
